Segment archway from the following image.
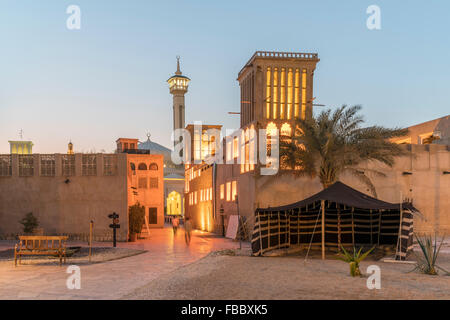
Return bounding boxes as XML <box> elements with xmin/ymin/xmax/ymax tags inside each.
<box><xmin>167</xmin><ymin>191</ymin><xmax>182</xmax><ymax>216</ymax></box>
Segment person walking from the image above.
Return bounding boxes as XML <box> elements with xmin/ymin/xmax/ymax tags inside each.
<box><xmin>184</xmin><ymin>217</ymin><xmax>192</xmax><ymax>245</ymax></box>
<box><xmin>172</xmin><ymin>216</ymin><xmax>180</xmax><ymax>235</ymax></box>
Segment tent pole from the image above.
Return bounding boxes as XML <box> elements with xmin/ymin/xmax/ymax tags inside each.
<box><xmin>351</xmin><ymin>207</ymin><xmax>355</xmax><ymax>247</ymax></box>
<box><xmin>377</xmin><ymin>210</ymin><xmax>381</xmax><ymax>246</ymax></box>
<box><xmin>321</xmin><ymin>199</ymin><xmax>325</xmax><ymax>260</ymax></box>
<box><xmin>370</xmin><ymin>209</ymin><xmax>373</xmax><ymax>245</ymax></box>
<box><xmin>337</xmin><ymin>205</ymin><xmax>341</xmax><ymax>252</ymax></box>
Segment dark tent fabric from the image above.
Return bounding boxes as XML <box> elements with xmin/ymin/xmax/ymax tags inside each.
<box><xmin>252</xmin><ymin>182</ymin><xmax>419</xmax><ymax>259</ymax></box>
<box><xmin>256</xmin><ymin>182</ymin><xmax>417</xmax><ymax>212</ymax></box>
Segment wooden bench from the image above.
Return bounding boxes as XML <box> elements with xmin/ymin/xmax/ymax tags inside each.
<box><xmin>14</xmin><ymin>236</ymin><xmax>68</xmax><ymax>266</ymax></box>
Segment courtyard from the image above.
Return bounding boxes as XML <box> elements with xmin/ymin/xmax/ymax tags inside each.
<box><xmin>0</xmin><ymin>227</ymin><xmax>241</xmax><ymax>299</ymax></box>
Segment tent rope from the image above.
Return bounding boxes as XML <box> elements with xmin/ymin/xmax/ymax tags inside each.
<box><xmin>304</xmin><ymin>202</ymin><xmax>322</xmax><ymax>263</ymax></box>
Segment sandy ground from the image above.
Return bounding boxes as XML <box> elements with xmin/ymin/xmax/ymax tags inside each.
<box><xmin>124</xmin><ymin>251</ymin><xmax>450</xmax><ymax>300</ymax></box>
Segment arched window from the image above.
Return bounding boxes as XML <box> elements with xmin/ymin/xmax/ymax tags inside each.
<box><xmin>149</xmin><ymin>163</ymin><xmax>158</xmax><ymax>170</ymax></box>
<box><xmin>281</xmin><ymin>123</ymin><xmax>292</xmax><ymax>137</ymax></box>
<box><xmin>266</xmin><ymin>122</ymin><xmax>278</xmax><ymax>136</ymax></box>
<box><xmin>130</xmin><ymin>162</ymin><xmax>136</xmax><ymax>171</ymax></box>
<box><xmin>138</xmin><ymin>163</ymin><xmax>147</xmax><ymax>170</ymax></box>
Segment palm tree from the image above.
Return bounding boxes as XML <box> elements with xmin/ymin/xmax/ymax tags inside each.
<box><xmin>279</xmin><ymin>105</ymin><xmax>409</xmax><ymax>196</ymax></box>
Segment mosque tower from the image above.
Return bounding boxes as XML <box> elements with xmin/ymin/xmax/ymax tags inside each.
<box><xmin>167</xmin><ymin>56</ymin><xmax>190</xmax><ymax>148</ymax></box>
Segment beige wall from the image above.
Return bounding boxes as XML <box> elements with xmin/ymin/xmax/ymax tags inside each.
<box><xmin>126</xmin><ymin>154</ymin><xmax>165</xmax><ymax>228</ymax></box>
<box><xmin>0</xmin><ymin>153</ymin><xmax>129</xmax><ymax>241</ymax></box>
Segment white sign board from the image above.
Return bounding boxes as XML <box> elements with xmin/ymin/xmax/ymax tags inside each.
<box><xmin>226</xmin><ymin>215</ymin><xmax>239</xmax><ymax>239</ymax></box>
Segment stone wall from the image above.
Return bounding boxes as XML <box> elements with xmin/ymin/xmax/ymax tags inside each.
<box><xmin>0</xmin><ymin>153</ymin><xmax>129</xmax><ymax>241</ymax></box>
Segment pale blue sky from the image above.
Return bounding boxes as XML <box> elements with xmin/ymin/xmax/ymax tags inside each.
<box><xmin>1</xmin><ymin>0</ymin><xmax>449</xmax><ymax>153</ymax></box>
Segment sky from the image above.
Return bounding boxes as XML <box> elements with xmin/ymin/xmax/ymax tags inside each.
<box><xmin>1</xmin><ymin>0</ymin><xmax>449</xmax><ymax>153</ymax></box>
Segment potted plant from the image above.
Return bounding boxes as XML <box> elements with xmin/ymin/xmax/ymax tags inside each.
<box><xmin>19</xmin><ymin>212</ymin><xmax>39</xmax><ymax>235</ymax></box>
<box><xmin>129</xmin><ymin>202</ymin><xmax>145</xmax><ymax>242</ymax></box>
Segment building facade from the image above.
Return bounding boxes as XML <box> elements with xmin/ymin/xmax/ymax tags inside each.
<box><xmin>185</xmin><ymin>51</ymin><xmax>450</xmax><ymax>236</ymax></box>
<box><xmin>0</xmin><ymin>151</ymin><xmax>164</xmax><ymax>240</ymax></box>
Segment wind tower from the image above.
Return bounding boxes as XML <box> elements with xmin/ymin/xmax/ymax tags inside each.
<box><xmin>167</xmin><ymin>56</ymin><xmax>190</xmax><ymax>148</ymax></box>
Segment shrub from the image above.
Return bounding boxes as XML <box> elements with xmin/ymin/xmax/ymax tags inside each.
<box><xmin>412</xmin><ymin>234</ymin><xmax>449</xmax><ymax>275</ymax></box>
<box><xmin>19</xmin><ymin>212</ymin><xmax>39</xmax><ymax>234</ymax></box>
<box><xmin>338</xmin><ymin>245</ymin><xmax>375</xmax><ymax>277</ymax></box>
<box><xmin>129</xmin><ymin>202</ymin><xmax>145</xmax><ymax>235</ymax></box>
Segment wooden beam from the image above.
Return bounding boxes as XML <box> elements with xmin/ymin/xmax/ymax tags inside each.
<box><xmin>321</xmin><ymin>199</ymin><xmax>325</xmax><ymax>260</ymax></box>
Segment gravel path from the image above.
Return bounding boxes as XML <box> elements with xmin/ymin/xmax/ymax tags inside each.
<box><xmin>124</xmin><ymin>251</ymin><xmax>450</xmax><ymax>300</ymax></box>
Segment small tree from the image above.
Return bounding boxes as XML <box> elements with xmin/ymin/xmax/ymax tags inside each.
<box><xmin>129</xmin><ymin>202</ymin><xmax>145</xmax><ymax>235</ymax></box>
<box><xmin>338</xmin><ymin>245</ymin><xmax>375</xmax><ymax>277</ymax></box>
<box><xmin>412</xmin><ymin>234</ymin><xmax>449</xmax><ymax>275</ymax></box>
<box><xmin>19</xmin><ymin>212</ymin><xmax>39</xmax><ymax>234</ymax></box>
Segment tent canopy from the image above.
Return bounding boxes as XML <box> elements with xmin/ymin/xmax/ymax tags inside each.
<box><xmin>257</xmin><ymin>181</ymin><xmax>418</xmax><ymax>213</ymax></box>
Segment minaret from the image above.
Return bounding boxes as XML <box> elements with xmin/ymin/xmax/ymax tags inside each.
<box><xmin>167</xmin><ymin>56</ymin><xmax>190</xmax><ymax>148</ymax></box>
<box><xmin>67</xmin><ymin>140</ymin><xmax>74</xmax><ymax>155</ymax></box>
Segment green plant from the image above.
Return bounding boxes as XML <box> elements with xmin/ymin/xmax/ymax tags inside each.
<box><xmin>19</xmin><ymin>212</ymin><xmax>39</xmax><ymax>234</ymax></box>
<box><xmin>279</xmin><ymin>105</ymin><xmax>409</xmax><ymax>196</ymax></box>
<box><xmin>338</xmin><ymin>246</ymin><xmax>375</xmax><ymax>277</ymax></box>
<box><xmin>412</xmin><ymin>234</ymin><xmax>449</xmax><ymax>275</ymax></box>
<box><xmin>129</xmin><ymin>202</ymin><xmax>145</xmax><ymax>235</ymax></box>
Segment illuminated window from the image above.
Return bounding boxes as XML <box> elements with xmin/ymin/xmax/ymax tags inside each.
<box><xmin>249</xmin><ymin>125</ymin><xmax>256</xmax><ymax>171</ymax></box>
<box><xmin>287</xmin><ymin>68</ymin><xmax>293</xmax><ymax>120</ymax></box>
<box><xmin>226</xmin><ymin>139</ymin><xmax>232</xmax><ymax>162</ymax></box>
<box><xmin>281</xmin><ymin>123</ymin><xmax>292</xmax><ymax>137</ymax></box>
<box><xmin>232</xmin><ymin>181</ymin><xmax>237</xmax><ymax>201</ymax></box>
<box><xmin>0</xmin><ymin>155</ymin><xmax>12</xmax><ymax>177</ymax></box>
<box><xmin>266</xmin><ymin>67</ymin><xmax>271</xmax><ymax>119</ymax></box>
<box><xmin>82</xmin><ymin>154</ymin><xmax>97</xmax><ymax>176</ymax></box>
<box><xmin>240</xmin><ymin>130</ymin><xmax>245</xmax><ymax>173</ymax></box>
<box><xmin>280</xmin><ymin>68</ymin><xmax>285</xmax><ymax>119</ymax></box>
<box><xmin>210</xmin><ymin>188</ymin><xmax>212</xmax><ymax>201</ymax></box>
<box><xmin>200</xmin><ymin>189</ymin><xmax>204</xmax><ymax>202</ymax></box>
<box><xmin>294</xmin><ymin>69</ymin><xmax>300</xmax><ymax>118</ymax></box>
<box><xmin>272</xmin><ymin>68</ymin><xmax>278</xmax><ymax>119</ymax></box>
<box><xmin>302</xmin><ymin>69</ymin><xmax>307</xmax><ymax>119</ymax></box>
<box><xmin>220</xmin><ymin>184</ymin><xmax>224</xmax><ymax>199</ymax></box>
<box><xmin>39</xmin><ymin>155</ymin><xmax>55</xmax><ymax>177</ymax></box>
<box><xmin>245</xmin><ymin>128</ymin><xmax>250</xmax><ymax>172</ymax></box>
<box><xmin>266</xmin><ymin>122</ymin><xmax>278</xmax><ymax>156</ymax></box>
<box><xmin>226</xmin><ymin>182</ymin><xmax>231</xmax><ymax>201</ymax></box>
<box><xmin>194</xmin><ymin>191</ymin><xmax>197</xmax><ymax>204</ymax></box>
<box><xmin>233</xmin><ymin>137</ymin><xmax>239</xmax><ymax>159</ymax></box>
<box><xmin>103</xmin><ymin>155</ymin><xmax>117</xmax><ymax>176</ymax></box>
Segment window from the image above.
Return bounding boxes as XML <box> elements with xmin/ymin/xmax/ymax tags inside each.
<box><xmin>210</xmin><ymin>188</ymin><xmax>212</xmax><ymax>201</ymax></box>
<box><xmin>226</xmin><ymin>182</ymin><xmax>231</xmax><ymax>201</ymax></box>
<box><xmin>226</xmin><ymin>140</ymin><xmax>232</xmax><ymax>162</ymax></box>
<box><xmin>266</xmin><ymin>67</ymin><xmax>271</xmax><ymax>119</ymax></box>
<box><xmin>233</xmin><ymin>137</ymin><xmax>239</xmax><ymax>159</ymax></box>
<box><xmin>82</xmin><ymin>155</ymin><xmax>97</xmax><ymax>176</ymax></box>
<box><xmin>130</xmin><ymin>162</ymin><xmax>136</xmax><ymax>171</ymax></box>
<box><xmin>280</xmin><ymin>68</ymin><xmax>285</xmax><ymax>119</ymax></box>
<box><xmin>19</xmin><ymin>155</ymin><xmax>34</xmax><ymax>177</ymax></box>
<box><xmin>124</xmin><ymin>142</ymin><xmax>129</xmax><ymax>150</ymax></box>
<box><xmin>138</xmin><ymin>163</ymin><xmax>147</xmax><ymax>170</ymax></box>
<box><xmin>130</xmin><ymin>143</ymin><xmax>135</xmax><ymax>150</ymax></box>
<box><xmin>0</xmin><ymin>155</ymin><xmax>12</xmax><ymax>176</ymax></box>
<box><xmin>301</xmin><ymin>69</ymin><xmax>307</xmax><ymax>119</ymax></box>
<box><xmin>200</xmin><ymin>189</ymin><xmax>204</xmax><ymax>202</ymax></box>
<box><xmin>138</xmin><ymin>177</ymin><xmax>147</xmax><ymax>189</ymax></box>
<box><xmin>281</xmin><ymin>123</ymin><xmax>292</xmax><ymax>137</ymax></box>
<box><xmin>272</xmin><ymin>67</ymin><xmax>278</xmax><ymax>119</ymax></box>
<box><xmin>40</xmin><ymin>155</ymin><xmax>55</xmax><ymax>176</ymax></box>
<box><xmin>62</xmin><ymin>155</ymin><xmax>75</xmax><ymax>176</ymax></box>
<box><xmin>287</xmin><ymin>68</ymin><xmax>293</xmax><ymax>120</ymax></box>
<box><xmin>149</xmin><ymin>163</ymin><xmax>158</xmax><ymax>170</ymax></box>
<box><xmin>194</xmin><ymin>191</ymin><xmax>198</xmax><ymax>204</ymax></box>
<box><xmin>149</xmin><ymin>177</ymin><xmax>158</xmax><ymax>189</ymax></box>
<box><xmin>103</xmin><ymin>155</ymin><xmax>117</xmax><ymax>176</ymax></box>
<box><xmin>249</xmin><ymin>125</ymin><xmax>256</xmax><ymax>171</ymax></box>
<box><xmin>148</xmin><ymin>207</ymin><xmax>157</xmax><ymax>224</ymax></box>
<box><xmin>220</xmin><ymin>184</ymin><xmax>224</xmax><ymax>199</ymax></box>
<box><xmin>294</xmin><ymin>68</ymin><xmax>300</xmax><ymax>118</ymax></box>
<box><xmin>232</xmin><ymin>181</ymin><xmax>237</xmax><ymax>201</ymax></box>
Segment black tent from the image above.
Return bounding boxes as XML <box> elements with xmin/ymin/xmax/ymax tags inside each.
<box><xmin>251</xmin><ymin>182</ymin><xmax>419</xmax><ymax>260</ymax></box>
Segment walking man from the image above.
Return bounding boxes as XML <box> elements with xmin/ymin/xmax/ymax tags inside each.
<box><xmin>172</xmin><ymin>216</ymin><xmax>180</xmax><ymax>235</ymax></box>
<box><xmin>184</xmin><ymin>217</ymin><xmax>192</xmax><ymax>245</ymax></box>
